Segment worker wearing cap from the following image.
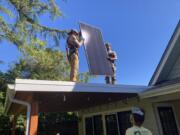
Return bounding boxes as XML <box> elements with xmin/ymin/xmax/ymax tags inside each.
<box><xmin>125</xmin><ymin>107</ymin><xmax>152</xmax><ymax>135</ymax></box>
<box><xmin>105</xmin><ymin>43</ymin><xmax>117</xmax><ymax>84</ymax></box>
<box><xmin>66</xmin><ymin>29</ymin><xmax>84</xmax><ymax>81</ymax></box>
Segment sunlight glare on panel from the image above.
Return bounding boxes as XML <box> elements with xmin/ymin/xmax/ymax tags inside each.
<box><xmin>81</xmin><ymin>30</ymin><xmax>91</xmax><ymax>45</ymax></box>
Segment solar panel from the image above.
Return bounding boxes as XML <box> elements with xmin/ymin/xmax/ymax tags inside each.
<box><xmin>80</xmin><ymin>23</ymin><xmax>113</xmax><ymax>75</ymax></box>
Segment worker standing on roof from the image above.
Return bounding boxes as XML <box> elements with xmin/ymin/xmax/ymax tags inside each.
<box><xmin>125</xmin><ymin>107</ymin><xmax>153</xmax><ymax>135</ymax></box>
<box><xmin>105</xmin><ymin>43</ymin><xmax>117</xmax><ymax>84</ymax></box>
<box><xmin>66</xmin><ymin>29</ymin><xmax>84</xmax><ymax>82</ymax></box>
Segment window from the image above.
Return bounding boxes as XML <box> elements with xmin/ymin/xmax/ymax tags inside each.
<box><xmin>158</xmin><ymin>106</ymin><xmax>179</xmax><ymax>135</ymax></box>
<box><xmin>93</xmin><ymin>115</ymin><xmax>104</xmax><ymax>135</ymax></box>
<box><xmin>85</xmin><ymin>117</ymin><xmax>93</xmax><ymax>135</ymax></box>
<box><xmin>85</xmin><ymin>115</ymin><xmax>103</xmax><ymax>135</ymax></box>
<box><xmin>85</xmin><ymin>110</ymin><xmax>132</xmax><ymax>135</ymax></box>
<box><xmin>118</xmin><ymin>111</ymin><xmax>131</xmax><ymax>135</ymax></box>
<box><xmin>105</xmin><ymin>114</ymin><xmax>119</xmax><ymax>135</ymax></box>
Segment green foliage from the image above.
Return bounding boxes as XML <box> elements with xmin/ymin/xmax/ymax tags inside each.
<box><xmin>0</xmin><ymin>72</ymin><xmax>12</xmax><ymax>135</ymax></box>
<box><xmin>38</xmin><ymin>112</ymin><xmax>78</xmax><ymax>135</ymax></box>
<box><xmin>0</xmin><ymin>0</ymin><xmax>67</xmax><ymax>47</ymax></box>
<box><xmin>3</xmin><ymin>44</ymin><xmax>89</xmax><ymax>134</ymax></box>
<box><xmin>16</xmin><ymin>115</ymin><xmax>25</xmax><ymax>134</ymax></box>
<box><xmin>9</xmin><ymin>44</ymin><xmax>70</xmax><ymax>80</ymax></box>
<box><xmin>0</xmin><ymin>0</ymin><xmax>70</xmax><ymax>133</ymax></box>
<box><xmin>0</xmin><ymin>71</ymin><xmax>14</xmax><ymax>112</ymax></box>
<box><xmin>0</xmin><ymin>93</ymin><xmax>5</xmax><ymax>113</ymax></box>
<box><xmin>0</xmin><ymin>114</ymin><xmax>11</xmax><ymax>135</ymax></box>
<box><xmin>0</xmin><ymin>1</ymin><xmax>90</xmax><ymax>134</ymax></box>
<box><xmin>78</xmin><ymin>72</ymin><xmax>90</xmax><ymax>83</ymax></box>
<box><xmin>8</xmin><ymin>44</ymin><xmax>90</xmax><ymax>82</ymax></box>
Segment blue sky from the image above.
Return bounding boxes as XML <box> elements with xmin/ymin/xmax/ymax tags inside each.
<box><xmin>0</xmin><ymin>0</ymin><xmax>180</xmax><ymax>85</ymax></box>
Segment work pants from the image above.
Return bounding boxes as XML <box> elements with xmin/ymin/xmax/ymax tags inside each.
<box><xmin>70</xmin><ymin>53</ymin><xmax>79</xmax><ymax>82</ymax></box>
<box><xmin>105</xmin><ymin>64</ymin><xmax>116</xmax><ymax>84</ymax></box>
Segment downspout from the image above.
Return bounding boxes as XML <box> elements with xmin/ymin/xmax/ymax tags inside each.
<box><xmin>8</xmin><ymin>92</ymin><xmax>31</xmax><ymax>135</ymax></box>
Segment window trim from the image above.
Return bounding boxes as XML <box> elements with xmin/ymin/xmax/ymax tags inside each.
<box><xmin>93</xmin><ymin>115</ymin><xmax>104</xmax><ymax>135</ymax></box>
<box><xmin>105</xmin><ymin>113</ymin><xmax>120</xmax><ymax>135</ymax></box>
<box><xmin>83</xmin><ymin>107</ymin><xmax>132</xmax><ymax>135</ymax></box>
<box><xmin>154</xmin><ymin>103</ymin><xmax>180</xmax><ymax>135</ymax></box>
<box><xmin>84</xmin><ymin>116</ymin><xmax>94</xmax><ymax>135</ymax></box>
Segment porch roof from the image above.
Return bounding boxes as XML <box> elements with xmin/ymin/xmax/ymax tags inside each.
<box><xmin>5</xmin><ymin>79</ymin><xmax>147</xmax><ymax>115</ymax></box>
<box><xmin>140</xmin><ymin>79</ymin><xmax>180</xmax><ymax>99</ymax></box>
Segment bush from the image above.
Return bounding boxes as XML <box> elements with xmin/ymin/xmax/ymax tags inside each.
<box><xmin>0</xmin><ymin>114</ymin><xmax>11</xmax><ymax>135</ymax></box>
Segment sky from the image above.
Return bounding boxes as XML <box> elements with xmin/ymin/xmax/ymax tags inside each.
<box><xmin>0</xmin><ymin>0</ymin><xmax>180</xmax><ymax>85</ymax></box>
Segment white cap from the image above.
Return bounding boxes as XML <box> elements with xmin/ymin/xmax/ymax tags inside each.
<box><xmin>131</xmin><ymin>107</ymin><xmax>144</xmax><ymax>116</ymax></box>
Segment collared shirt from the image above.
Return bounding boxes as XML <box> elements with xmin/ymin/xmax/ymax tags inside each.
<box><xmin>125</xmin><ymin>126</ymin><xmax>152</xmax><ymax>135</ymax></box>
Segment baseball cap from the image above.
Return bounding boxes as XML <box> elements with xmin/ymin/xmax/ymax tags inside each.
<box><xmin>131</xmin><ymin>107</ymin><xmax>144</xmax><ymax>116</ymax></box>
<box><xmin>68</xmin><ymin>29</ymin><xmax>78</xmax><ymax>35</ymax></box>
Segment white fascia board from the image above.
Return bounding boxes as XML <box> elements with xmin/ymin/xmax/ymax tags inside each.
<box><xmin>140</xmin><ymin>83</ymin><xmax>180</xmax><ymax>99</ymax></box>
<box><xmin>14</xmin><ymin>79</ymin><xmax>147</xmax><ymax>93</ymax></box>
<box><xmin>15</xmin><ymin>79</ymin><xmax>76</xmax><ymax>85</ymax></box>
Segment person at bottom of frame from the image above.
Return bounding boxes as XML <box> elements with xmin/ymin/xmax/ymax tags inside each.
<box><xmin>105</xmin><ymin>43</ymin><xmax>117</xmax><ymax>84</ymax></box>
<box><xmin>66</xmin><ymin>29</ymin><xmax>84</xmax><ymax>82</ymax></box>
<box><xmin>125</xmin><ymin>107</ymin><xmax>153</xmax><ymax>135</ymax></box>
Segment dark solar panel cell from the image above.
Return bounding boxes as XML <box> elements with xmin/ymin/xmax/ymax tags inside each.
<box><xmin>80</xmin><ymin>23</ymin><xmax>113</xmax><ymax>75</ymax></box>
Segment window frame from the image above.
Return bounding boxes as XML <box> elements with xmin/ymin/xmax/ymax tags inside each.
<box><xmin>105</xmin><ymin>113</ymin><xmax>120</xmax><ymax>135</ymax></box>
<box><xmin>117</xmin><ymin>110</ymin><xmax>132</xmax><ymax>135</ymax></box>
<box><xmin>84</xmin><ymin>116</ymin><xmax>94</xmax><ymax>135</ymax></box>
<box><xmin>154</xmin><ymin>103</ymin><xmax>180</xmax><ymax>135</ymax></box>
<box><xmin>93</xmin><ymin>115</ymin><xmax>104</xmax><ymax>135</ymax></box>
<box><xmin>83</xmin><ymin>107</ymin><xmax>132</xmax><ymax>135</ymax></box>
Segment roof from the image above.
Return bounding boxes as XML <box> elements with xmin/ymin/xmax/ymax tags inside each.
<box><xmin>149</xmin><ymin>20</ymin><xmax>180</xmax><ymax>86</ymax></box>
<box><xmin>5</xmin><ymin>79</ymin><xmax>147</xmax><ymax>114</ymax></box>
<box><xmin>140</xmin><ymin>80</ymin><xmax>180</xmax><ymax>99</ymax></box>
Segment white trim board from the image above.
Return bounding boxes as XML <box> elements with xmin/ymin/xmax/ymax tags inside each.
<box><xmin>12</xmin><ymin>79</ymin><xmax>147</xmax><ymax>93</ymax></box>
<box><xmin>140</xmin><ymin>82</ymin><xmax>180</xmax><ymax>99</ymax></box>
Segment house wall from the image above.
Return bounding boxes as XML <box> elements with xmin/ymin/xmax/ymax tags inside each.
<box><xmin>78</xmin><ymin>97</ymin><xmax>159</xmax><ymax>135</ymax></box>
<box><xmin>78</xmin><ymin>91</ymin><xmax>180</xmax><ymax>135</ymax></box>
<box><xmin>143</xmin><ymin>91</ymin><xmax>180</xmax><ymax>135</ymax></box>
<box><xmin>172</xmin><ymin>99</ymin><xmax>180</xmax><ymax>129</ymax></box>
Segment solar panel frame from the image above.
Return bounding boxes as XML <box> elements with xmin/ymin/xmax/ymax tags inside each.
<box><xmin>79</xmin><ymin>22</ymin><xmax>113</xmax><ymax>75</ymax></box>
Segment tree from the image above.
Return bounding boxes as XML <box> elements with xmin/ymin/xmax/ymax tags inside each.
<box><xmin>0</xmin><ymin>0</ymin><xmax>66</xmax><ymax>47</ymax></box>
<box><xmin>8</xmin><ymin>44</ymin><xmax>89</xmax><ymax>82</ymax></box>
<box><xmin>9</xmin><ymin>44</ymin><xmax>70</xmax><ymax>81</ymax></box>
<box><xmin>0</xmin><ymin>1</ymin><xmax>90</xmax><ymax>134</ymax></box>
<box><xmin>0</xmin><ymin>72</ymin><xmax>13</xmax><ymax>135</ymax></box>
<box><xmin>6</xmin><ymin>45</ymin><xmax>89</xmax><ymax>135</ymax></box>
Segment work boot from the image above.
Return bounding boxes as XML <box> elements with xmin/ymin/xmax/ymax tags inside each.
<box><xmin>105</xmin><ymin>76</ymin><xmax>110</xmax><ymax>84</ymax></box>
<box><xmin>112</xmin><ymin>77</ymin><xmax>116</xmax><ymax>85</ymax></box>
